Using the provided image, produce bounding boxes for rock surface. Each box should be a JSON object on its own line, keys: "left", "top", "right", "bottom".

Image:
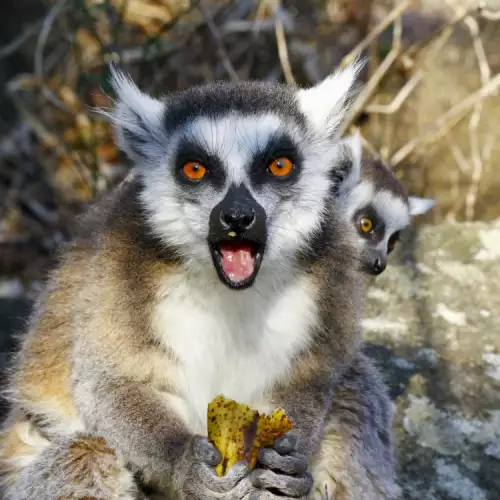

{"left": 364, "top": 220, "right": 500, "bottom": 499}
{"left": 0, "top": 221, "right": 499, "bottom": 498}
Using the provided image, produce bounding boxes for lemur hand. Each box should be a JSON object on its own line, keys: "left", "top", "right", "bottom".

{"left": 182, "top": 436, "right": 250, "bottom": 498}
{"left": 250, "top": 431, "right": 312, "bottom": 498}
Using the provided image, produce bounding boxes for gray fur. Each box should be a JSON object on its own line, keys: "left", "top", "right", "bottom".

{"left": 362, "top": 160, "right": 408, "bottom": 202}
{"left": 2, "top": 434, "right": 144, "bottom": 500}
{"left": 310, "top": 353, "right": 401, "bottom": 499}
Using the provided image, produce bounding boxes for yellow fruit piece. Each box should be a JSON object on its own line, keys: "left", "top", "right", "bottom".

{"left": 207, "top": 395, "right": 293, "bottom": 477}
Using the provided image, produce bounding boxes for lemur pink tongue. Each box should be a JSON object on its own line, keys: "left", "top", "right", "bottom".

{"left": 219, "top": 242, "right": 255, "bottom": 282}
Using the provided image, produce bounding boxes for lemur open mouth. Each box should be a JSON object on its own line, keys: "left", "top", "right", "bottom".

{"left": 211, "top": 239, "right": 264, "bottom": 289}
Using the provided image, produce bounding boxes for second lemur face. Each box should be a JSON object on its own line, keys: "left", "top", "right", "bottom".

{"left": 351, "top": 182, "right": 408, "bottom": 275}
{"left": 336, "top": 152, "right": 435, "bottom": 275}
{"left": 108, "top": 64, "right": 361, "bottom": 290}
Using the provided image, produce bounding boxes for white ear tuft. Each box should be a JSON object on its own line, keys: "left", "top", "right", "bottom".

{"left": 329, "top": 130, "right": 363, "bottom": 199}
{"left": 408, "top": 196, "right": 436, "bottom": 216}
{"left": 338, "top": 130, "right": 363, "bottom": 194}
{"left": 343, "top": 130, "right": 362, "bottom": 176}
{"left": 297, "top": 60, "right": 363, "bottom": 137}
{"left": 108, "top": 65, "right": 167, "bottom": 163}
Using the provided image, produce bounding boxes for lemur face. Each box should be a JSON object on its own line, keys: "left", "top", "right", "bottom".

{"left": 349, "top": 185, "right": 410, "bottom": 275}
{"left": 171, "top": 114, "right": 309, "bottom": 289}
{"left": 353, "top": 201, "right": 405, "bottom": 275}
{"left": 338, "top": 156, "right": 436, "bottom": 276}
{"left": 353, "top": 194, "right": 435, "bottom": 275}
{"left": 108, "top": 64, "right": 362, "bottom": 289}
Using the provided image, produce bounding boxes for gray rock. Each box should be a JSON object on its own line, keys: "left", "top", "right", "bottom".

{"left": 364, "top": 221, "right": 500, "bottom": 499}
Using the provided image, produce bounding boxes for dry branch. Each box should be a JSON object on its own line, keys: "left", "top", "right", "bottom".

{"left": 365, "top": 71, "right": 422, "bottom": 114}
{"left": 340, "top": 16, "right": 403, "bottom": 135}
{"left": 0, "top": 21, "right": 41, "bottom": 60}
{"left": 34, "top": 0, "right": 74, "bottom": 112}
{"left": 274, "top": 8, "right": 295, "bottom": 84}
{"left": 390, "top": 72, "right": 500, "bottom": 167}
{"left": 479, "top": 4, "right": 500, "bottom": 20}
{"left": 441, "top": 0, "right": 493, "bottom": 221}
{"left": 200, "top": 3, "right": 239, "bottom": 82}
{"left": 340, "top": 0, "right": 415, "bottom": 69}
{"left": 403, "top": 3, "right": 476, "bottom": 63}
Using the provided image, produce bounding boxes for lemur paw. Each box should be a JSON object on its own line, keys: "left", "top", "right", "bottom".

{"left": 182, "top": 436, "right": 250, "bottom": 498}
{"left": 257, "top": 431, "right": 308, "bottom": 475}
{"left": 251, "top": 468, "right": 312, "bottom": 497}
{"left": 191, "top": 435, "right": 223, "bottom": 466}
{"left": 251, "top": 431, "right": 312, "bottom": 498}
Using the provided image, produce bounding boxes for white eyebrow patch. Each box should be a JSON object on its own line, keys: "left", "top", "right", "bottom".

{"left": 343, "top": 181, "right": 375, "bottom": 218}
{"left": 344, "top": 181, "right": 410, "bottom": 233}
{"left": 372, "top": 190, "right": 410, "bottom": 233}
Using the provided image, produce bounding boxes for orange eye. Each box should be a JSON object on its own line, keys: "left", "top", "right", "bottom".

{"left": 360, "top": 217, "right": 373, "bottom": 233}
{"left": 268, "top": 157, "right": 294, "bottom": 178}
{"left": 182, "top": 162, "right": 207, "bottom": 181}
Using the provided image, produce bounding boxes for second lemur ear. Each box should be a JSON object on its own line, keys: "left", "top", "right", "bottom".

{"left": 330, "top": 131, "right": 362, "bottom": 197}
{"left": 408, "top": 196, "right": 436, "bottom": 216}
{"left": 108, "top": 66, "right": 167, "bottom": 164}
{"left": 297, "top": 61, "right": 363, "bottom": 138}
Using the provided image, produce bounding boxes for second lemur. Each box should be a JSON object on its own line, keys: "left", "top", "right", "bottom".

{"left": 334, "top": 142, "right": 435, "bottom": 275}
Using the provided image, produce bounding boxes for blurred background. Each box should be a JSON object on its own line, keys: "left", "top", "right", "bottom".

{"left": 0, "top": 0, "right": 500, "bottom": 498}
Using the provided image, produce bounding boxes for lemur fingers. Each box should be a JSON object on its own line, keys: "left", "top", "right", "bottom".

{"left": 184, "top": 460, "right": 250, "bottom": 496}
{"left": 251, "top": 468, "right": 312, "bottom": 498}
{"left": 191, "top": 435, "right": 223, "bottom": 466}
{"left": 257, "top": 448, "right": 308, "bottom": 475}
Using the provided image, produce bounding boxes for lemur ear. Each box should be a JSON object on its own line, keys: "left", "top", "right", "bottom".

{"left": 408, "top": 196, "right": 436, "bottom": 216}
{"left": 333, "top": 130, "right": 363, "bottom": 196}
{"left": 108, "top": 65, "right": 167, "bottom": 164}
{"left": 297, "top": 60, "right": 363, "bottom": 137}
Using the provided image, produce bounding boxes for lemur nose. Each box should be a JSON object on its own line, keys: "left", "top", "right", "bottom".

{"left": 220, "top": 206, "right": 256, "bottom": 233}
{"left": 373, "top": 259, "right": 386, "bottom": 275}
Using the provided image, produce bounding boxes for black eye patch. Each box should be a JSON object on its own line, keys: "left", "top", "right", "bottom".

{"left": 248, "top": 133, "right": 302, "bottom": 189}
{"left": 173, "top": 138, "right": 226, "bottom": 189}
{"left": 353, "top": 205, "right": 385, "bottom": 243}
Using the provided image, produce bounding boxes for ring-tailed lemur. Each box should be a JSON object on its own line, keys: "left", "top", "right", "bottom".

{"left": 334, "top": 137, "right": 435, "bottom": 275}
{"left": 307, "top": 139, "right": 435, "bottom": 499}
{"left": 0, "top": 64, "right": 399, "bottom": 499}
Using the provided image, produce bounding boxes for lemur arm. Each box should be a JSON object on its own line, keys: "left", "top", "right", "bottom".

{"left": 310, "top": 353, "right": 402, "bottom": 500}
{"left": 244, "top": 364, "right": 336, "bottom": 498}
{"left": 73, "top": 370, "right": 189, "bottom": 481}
{"left": 72, "top": 363, "right": 250, "bottom": 498}
{"left": 250, "top": 353, "right": 401, "bottom": 500}
{"left": 1, "top": 433, "right": 145, "bottom": 500}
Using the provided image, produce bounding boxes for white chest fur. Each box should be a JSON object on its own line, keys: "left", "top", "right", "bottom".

{"left": 153, "top": 271, "right": 318, "bottom": 434}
